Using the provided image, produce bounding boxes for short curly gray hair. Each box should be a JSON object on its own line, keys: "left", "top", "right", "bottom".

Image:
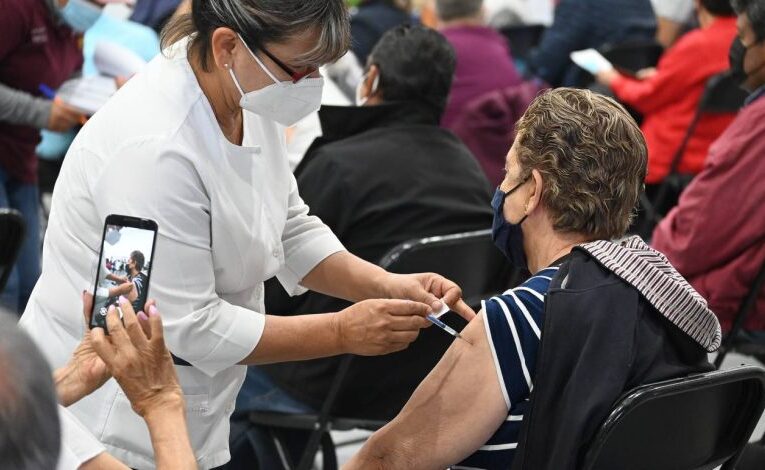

{"left": 514, "top": 88, "right": 647, "bottom": 240}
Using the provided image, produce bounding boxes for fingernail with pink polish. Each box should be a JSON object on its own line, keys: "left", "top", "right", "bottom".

{"left": 137, "top": 311, "right": 149, "bottom": 321}
{"left": 148, "top": 305, "right": 158, "bottom": 317}
{"left": 119, "top": 295, "right": 127, "bottom": 304}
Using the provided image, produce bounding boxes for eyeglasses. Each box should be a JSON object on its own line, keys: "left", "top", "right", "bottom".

{"left": 258, "top": 45, "right": 318, "bottom": 84}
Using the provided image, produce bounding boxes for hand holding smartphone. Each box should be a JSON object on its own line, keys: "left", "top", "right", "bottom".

{"left": 90, "top": 214, "right": 158, "bottom": 332}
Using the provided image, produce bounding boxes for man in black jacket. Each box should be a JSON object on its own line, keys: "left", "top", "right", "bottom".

{"left": 232, "top": 25, "right": 493, "bottom": 467}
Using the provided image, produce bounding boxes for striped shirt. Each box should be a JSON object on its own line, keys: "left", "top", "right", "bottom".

{"left": 453, "top": 267, "right": 559, "bottom": 470}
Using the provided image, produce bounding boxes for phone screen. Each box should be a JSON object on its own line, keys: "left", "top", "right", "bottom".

{"left": 90, "top": 215, "right": 158, "bottom": 331}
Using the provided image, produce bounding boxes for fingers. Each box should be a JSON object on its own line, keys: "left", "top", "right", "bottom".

{"left": 119, "top": 297, "right": 148, "bottom": 348}
{"left": 388, "top": 313, "right": 431, "bottom": 331}
{"left": 383, "top": 299, "right": 431, "bottom": 317}
{"left": 387, "top": 330, "right": 420, "bottom": 344}
{"left": 147, "top": 304, "right": 165, "bottom": 347}
{"left": 81, "top": 290, "right": 94, "bottom": 328}
{"left": 105, "top": 305, "right": 130, "bottom": 346}
{"left": 91, "top": 327, "right": 117, "bottom": 365}
{"left": 451, "top": 299, "right": 477, "bottom": 322}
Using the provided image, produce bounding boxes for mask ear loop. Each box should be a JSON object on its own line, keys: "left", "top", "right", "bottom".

{"left": 358, "top": 73, "right": 381, "bottom": 105}
{"left": 226, "top": 63, "right": 246, "bottom": 98}
{"left": 236, "top": 33, "right": 282, "bottom": 85}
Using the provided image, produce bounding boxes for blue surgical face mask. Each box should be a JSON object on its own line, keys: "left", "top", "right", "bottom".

{"left": 59, "top": 0, "right": 102, "bottom": 33}
{"left": 491, "top": 177, "right": 529, "bottom": 269}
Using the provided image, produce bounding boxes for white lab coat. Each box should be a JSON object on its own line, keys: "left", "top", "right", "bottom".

{"left": 20, "top": 39, "right": 345, "bottom": 469}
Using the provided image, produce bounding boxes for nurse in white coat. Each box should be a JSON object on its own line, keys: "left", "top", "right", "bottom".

{"left": 19, "top": 0, "right": 475, "bottom": 468}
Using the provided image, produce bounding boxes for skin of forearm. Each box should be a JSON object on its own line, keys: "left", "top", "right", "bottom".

{"left": 108, "top": 283, "right": 133, "bottom": 298}
{"left": 143, "top": 401, "right": 197, "bottom": 470}
{"left": 239, "top": 313, "right": 343, "bottom": 365}
{"left": 53, "top": 364, "right": 89, "bottom": 407}
{"left": 300, "top": 251, "right": 391, "bottom": 302}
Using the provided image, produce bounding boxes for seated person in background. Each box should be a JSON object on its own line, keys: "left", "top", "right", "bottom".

{"left": 103, "top": 250, "right": 149, "bottom": 313}
{"left": 596, "top": 0, "right": 738, "bottom": 192}
{"left": 237, "top": 24, "right": 493, "bottom": 467}
{"left": 345, "top": 88, "right": 718, "bottom": 470}
{"left": 653, "top": 0, "right": 765, "bottom": 337}
{"left": 435, "top": 0, "right": 522, "bottom": 129}
{"left": 351, "top": 0, "right": 416, "bottom": 65}
{"left": 651, "top": 0, "right": 697, "bottom": 47}
{"left": 526, "top": 0, "right": 656, "bottom": 87}
{"left": 0, "top": 296, "right": 196, "bottom": 469}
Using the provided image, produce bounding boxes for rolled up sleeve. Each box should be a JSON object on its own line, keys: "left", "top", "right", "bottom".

{"left": 276, "top": 175, "right": 345, "bottom": 295}
{"left": 91, "top": 139, "right": 265, "bottom": 377}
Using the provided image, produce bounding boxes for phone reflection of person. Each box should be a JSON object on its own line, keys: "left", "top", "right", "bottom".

{"left": 104, "top": 250, "right": 149, "bottom": 313}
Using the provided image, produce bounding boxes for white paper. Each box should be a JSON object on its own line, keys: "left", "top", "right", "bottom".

{"left": 570, "top": 48, "right": 614, "bottom": 75}
{"left": 432, "top": 299, "right": 450, "bottom": 319}
{"left": 56, "top": 76, "right": 117, "bottom": 116}
{"left": 94, "top": 41, "right": 147, "bottom": 78}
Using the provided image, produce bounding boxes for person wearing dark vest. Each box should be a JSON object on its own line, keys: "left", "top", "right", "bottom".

{"left": 345, "top": 88, "right": 718, "bottom": 470}
{"left": 233, "top": 25, "right": 493, "bottom": 468}
{"left": 0, "top": 0, "right": 103, "bottom": 313}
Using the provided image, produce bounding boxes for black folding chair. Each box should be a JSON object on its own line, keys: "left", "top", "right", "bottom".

{"left": 247, "top": 229, "right": 514, "bottom": 470}
{"left": 0, "top": 209, "right": 26, "bottom": 292}
{"left": 581, "top": 366, "right": 765, "bottom": 470}
{"left": 714, "top": 258, "right": 765, "bottom": 368}
{"left": 639, "top": 71, "right": 748, "bottom": 239}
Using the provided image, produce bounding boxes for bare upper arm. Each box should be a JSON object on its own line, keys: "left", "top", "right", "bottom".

{"left": 345, "top": 311, "right": 508, "bottom": 469}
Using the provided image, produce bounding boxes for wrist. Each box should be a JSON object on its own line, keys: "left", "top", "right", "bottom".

{"left": 371, "top": 270, "right": 395, "bottom": 299}
{"left": 137, "top": 390, "right": 185, "bottom": 420}
{"left": 329, "top": 310, "right": 348, "bottom": 354}
{"left": 54, "top": 363, "right": 88, "bottom": 407}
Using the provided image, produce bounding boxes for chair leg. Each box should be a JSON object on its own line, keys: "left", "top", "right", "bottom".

{"left": 296, "top": 428, "right": 326, "bottom": 470}
{"left": 321, "top": 432, "right": 338, "bottom": 470}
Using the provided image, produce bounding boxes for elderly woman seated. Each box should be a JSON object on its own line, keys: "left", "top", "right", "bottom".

{"left": 344, "top": 88, "right": 720, "bottom": 470}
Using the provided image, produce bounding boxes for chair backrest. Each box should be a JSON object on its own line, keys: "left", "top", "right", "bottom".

{"left": 499, "top": 25, "right": 546, "bottom": 61}
{"left": 0, "top": 209, "right": 26, "bottom": 292}
{"left": 699, "top": 71, "right": 750, "bottom": 114}
{"left": 600, "top": 39, "right": 664, "bottom": 76}
{"left": 581, "top": 367, "right": 765, "bottom": 470}
{"left": 378, "top": 229, "right": 513, "bottom": 310}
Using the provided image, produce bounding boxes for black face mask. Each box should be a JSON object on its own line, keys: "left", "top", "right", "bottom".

{"left": 730, "top": 37, "right": 748, "bottom": 85}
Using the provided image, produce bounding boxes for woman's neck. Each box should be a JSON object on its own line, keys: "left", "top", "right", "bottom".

{"left": 189, "top": 52, "right": 244, "bottom": 145}
{"left": 525, "top": 229, "right": 592, "bottom": 274}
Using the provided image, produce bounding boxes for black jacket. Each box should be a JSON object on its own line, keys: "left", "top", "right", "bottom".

{"left": 261, "top": 102, "right": 493, "bottom": 419}
{"left": 512, "top": 240, "right": 716, "bottom": 470}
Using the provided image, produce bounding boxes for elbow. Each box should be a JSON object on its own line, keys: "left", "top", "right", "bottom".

{"left": 349, "top": 433, "right": 415, "bottom": 470}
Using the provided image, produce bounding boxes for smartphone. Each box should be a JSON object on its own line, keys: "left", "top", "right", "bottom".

{"left": 90, "top": 214, "right": 158, "bottom": 332}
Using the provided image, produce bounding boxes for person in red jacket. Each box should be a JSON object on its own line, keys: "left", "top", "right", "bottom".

{"left": 652, "top": 0, "right": 765, "bottom": 334}
{"left": 596, "top": 0, "right": 738, "bottom": 187}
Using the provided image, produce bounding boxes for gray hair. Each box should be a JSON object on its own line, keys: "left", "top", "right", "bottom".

{"left": 732, "top": 0, "right": 765, "bottom": 41}
{"left": 162, "top": 0, "right": 351, "bottom": 71}
{"left": 435, "top": 0, "right": 483, "bottom": 21}
{"left": 514, "top": 88, "right": 647, "bottom": 240}
{"left": 0, "top": 312, "right": 60, "bottom": 469}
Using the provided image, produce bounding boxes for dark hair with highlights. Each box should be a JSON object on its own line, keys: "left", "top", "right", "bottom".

{"left": 162, "top": 0, "right": 351, "bottom": 71}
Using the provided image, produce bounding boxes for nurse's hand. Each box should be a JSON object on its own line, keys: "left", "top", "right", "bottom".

{"left": 336, "top": 299, "right": 432, "bottom": 355}
{"left": 54, "top": 291, "right": 113, "bottom": 406}
{"left": 91, "top": 297, "right": 184, "bottom": 418}
{"left": 382, "top": 273, "right": 477, "bottom": 322}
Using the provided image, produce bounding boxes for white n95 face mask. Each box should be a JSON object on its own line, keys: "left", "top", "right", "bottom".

{"left": 228, "top": 34, "right": 324, "bottom": 127}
